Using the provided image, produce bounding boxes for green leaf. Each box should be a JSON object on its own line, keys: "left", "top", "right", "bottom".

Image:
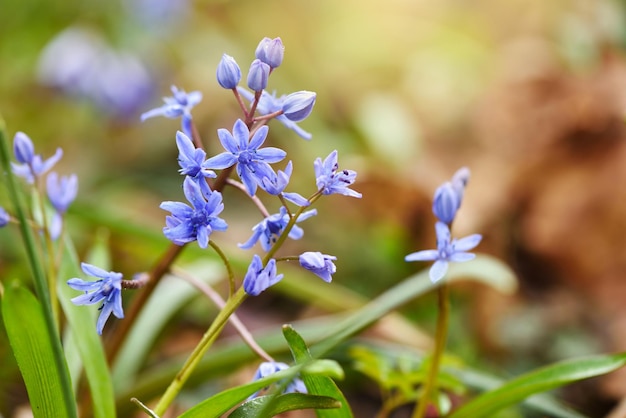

{"left": 1, "top": 282, "right": 77, "bottom": 417}
{"left": 449, "top": 353, "right": 626, "bottom": 418}
{"left": 177, "top": 364, "right": 308, "bottom": 418}
{"left": 283, "top": 325, "right": 353, "bottom": 418}
{"left": 58, "top": 236, "right": 116, "bottom": 418}
{"left": 229, "top": 394, "right": 341, "bottom": 417}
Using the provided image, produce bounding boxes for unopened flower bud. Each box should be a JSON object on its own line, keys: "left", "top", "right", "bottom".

{"left": 432, "top": 182, "right": 460, "bottom": 225}
{"left": 216, "top": 54, "right": 241, "bottom": 89}
{"left": 282, "top": 91, "right": 316, "bottom": 122}
{"left": 255, "top": 37, "right": 284, "bottom": 69}
{"left": 13, "top": 132, "right": 35, "bottom": 164}
{"left": 247, "top": 59, "right": 270, "bottom": 92}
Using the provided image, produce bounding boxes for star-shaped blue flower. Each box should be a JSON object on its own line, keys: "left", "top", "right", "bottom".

{"left": 160, "top": 177, "right": 228, "bottom": 248}
{"left": 67, "top": 262, "right": 124, "bottom": 335}
{"left": 141, "top": 85, "right": 202, "bottom": 121}
{"left": 46, "top": 172, "right": 78, "bottom": 240}
{"left": 260, "top": 161, "right": 309, "bottom": 207}
{"left": 405, "top": 222, "right": 482, "bottom": 283}
{"left": 239, "top": 206, "right": 317, "bottom": 251}
{"left": 175, "top": 131, "right": 216, "bottom": 180}
{"left": 237, "top": 88, "right": 314, "bottom": 140}
{"left": 249, "top": 361, "right": 307, "bottom": 400}
{"left": 314, "top": 150, "right": 362, "bottom": 198}
{"left": 243, "top": 255, "right": 284, "bottom": 296}
{"left": 202, "top": 119, "right": 286, "bottom": 196}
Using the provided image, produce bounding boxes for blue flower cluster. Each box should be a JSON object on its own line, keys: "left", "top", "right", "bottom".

{"left": 62, "top": 36, "right": 362, "bottom": 335}
{"left": 7, "top": 132, "right": 78, "bottom": 240}
{"left": 405, "top": 168, "right": 482, "bottom": 282}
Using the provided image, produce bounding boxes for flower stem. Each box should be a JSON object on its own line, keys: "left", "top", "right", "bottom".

{"left": 153, "top": 286, "right": 248, "bottom": 416}
{"left": 413, "top": 282, "right": 449, "bottom": 418}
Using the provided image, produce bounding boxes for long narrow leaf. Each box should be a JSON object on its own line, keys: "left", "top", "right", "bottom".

{"left": 449, "top": 353, "right": 626, "bottom": 418}
{"left": 229, "top": 394, "right": 341, "bottom": 417}
{"left": 1, "top": 283, "right": 77, "bottom": 417}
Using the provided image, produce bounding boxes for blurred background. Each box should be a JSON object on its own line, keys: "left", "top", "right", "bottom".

{"left": 2, "top": 0, "right": 626, "bottom": 416}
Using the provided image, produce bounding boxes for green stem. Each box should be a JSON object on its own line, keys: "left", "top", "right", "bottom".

{"left": 153, "top": 286, "right": 248, "bottom": 415}
{"left": 208, "top": 240, "right": 235, "bottom": 297}
{"left": 413, "top": 282, "right": 449, "bottom": 418}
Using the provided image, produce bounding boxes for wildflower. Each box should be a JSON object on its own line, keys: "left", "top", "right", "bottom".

{"left": 260, "top": 161, "right": 309, "bottom": 206}
{"left": 249, "top": 361, "right": 307, "bottom": 399}
{"left": 282, "top": 91, "right": 316, "bottom": 122}
{"left": 243, "top": 255, "right": 284, "bottom": 296}
{"left": 405, "top": 221, "right": 482, "bottom": 283}
{"left": 299, "top": 252, "right": 337, "bottom": 283}
{"left": 202, "top": 119, "right": 286, "bottom": 196}
{"left": 0, "top": 207, "right": 10, "bottom": 227}
{"left": 160, "top": 177, "right": 228, "bottom": 248}
{"left": 46, "top": 172, "right": 79, "bottom": 240}
{"left": 140, "top": 85, "right": 201, "bottom": 122}
{"left": 216, "top": 53, "right": 241, "bottom": 89}
{"left": 11, "top": 132, "right": 63, "bottom": 184}
{"left": 239, "top": 206, "right": 317, "bottom": 251}
{"left": 255, "top": 37, "right": 284, "bottom": 69}
{"left": 175, "top": 131, "right": 216, "bottom": 180}
{"left": 314, "top": 150, "right": 362, "bottom": 198}
{"left": 247, "top": 59, "right": 270, "bottom": 92}
{"left": 432, "top": 167, "right": 471, "bottom": 225}
{"left": 238, "top": 88, "right": 314, "bottom": 140}
{"left": 67, "top": 262, "right": 124, "bottom": 335}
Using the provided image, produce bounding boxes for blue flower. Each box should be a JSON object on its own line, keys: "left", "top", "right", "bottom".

{"left": 202, "top": 119, "right": 286, "bottom": 196}
{"left": 11, "top": 132, "right": 63, "bottom": 184}
{"left": 432, "top": 167, "right": 471, "bottom": 225}
{"left": 247, "top": 59, "right": 270, "bottom": 92}
{"left": 160, "top": 177, "right": 228, "bottom": 248}
{"left": 216, "top": 53, "right": 241, "bottom": 89}
{"left": 46, "top": 172, "right": 78, "bottom": 240}
{"left": 255, "top": 37, "right": 285, "bottom": 69}
{"left": 260, "top": 161, "right": 309, "bottom": 207}
{"left": 140, "top": 85, "right": 202, "bottom": 124}
{"left": 405, "top": 222, "right": 482, "bottom": 283}
{"left": 175, "top": 131, "right": 216, "bottom": 180}
{"left": 239, "top": 206, "right": 317, "bottom": 251}
{"left": 249, "top": 361, "right": 307, "bottom": 399}
{"left": 314, "top": 150, "right": 362, "bottom": 198}
{"left": 237, "top": 88, "right": 314, "bottom": 140}
{"left": 0, "top": 207, "right": 10, "bottom": 227}
{"left": 299, "top": 252, "right": 337, "bottom": 283}
{"left": 67, "top": 262, "right": 124, "bottom": 335}
{"left": 243, "top": 255, "right": 284, "bottom": 296}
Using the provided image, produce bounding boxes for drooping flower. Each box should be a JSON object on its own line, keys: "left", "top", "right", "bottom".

{"left": 239, "top": 206, "right": 317, "bottom": 251}
{"left": 243, "top": 255, "right": 284, "bottom": 296}
{"left": 314, "top": 150, "right": 362, "bottom": 198}
{"left": 237, "top": 88, "right": 314, "bottom": 140}
{"left": 0, "top": 207, "right": 10, "bottom": 227}
{"left": 432, "top": 167, "right": 471, "bottom": 225}
{"left": 260, "top": 161, "right": 309, "bottom": 207}
{"left": 160, "top": 177, "right": 228, "bottom": 248}
{"left": 247, "top": 59, "right": 270, "bottom": 92}
{"left": 202, "top": 119, "right": 286, "bottom": 196}
{"left": 46, "top": 172, "right": 79, "bottom": 240}
{"left": 249, "top": 361, "right": 307, "bottom": 399}
{"left": 11, "top": 132, "right": 63, "bottom": 184}
{"left": 405, "top": 222, "right": 482, "bottom": 283}
{"left": 282, "top": 91, "right": 316, "bottom": 122}
{"left": 299, "top": 252, "right": 337, "bottom": 283}
{"left": 175, "top": 131, "right": 216, "bottom": 180}
{"left": 255, "top": 37, "right": 284, "bottom": 69}
{"left": 216, "top": 53, "right": 241, "bottom": 89}
{"left": 67, "top": 262, "right": 124, "bottom": 335}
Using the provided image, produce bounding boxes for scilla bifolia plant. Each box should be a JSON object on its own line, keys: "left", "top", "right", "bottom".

{"left": 1, "top": 36, "right": 626, "bottom": 418}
